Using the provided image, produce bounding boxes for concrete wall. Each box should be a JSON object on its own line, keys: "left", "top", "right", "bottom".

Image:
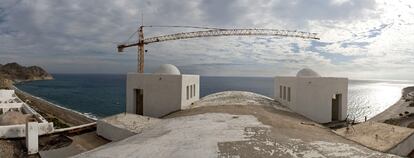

{"left": 1, "top": 103, "right": 23, "bottom": 113}
{"left": 297, "top": 77, "right": 348, "bottom": 123}
{"left": 97, "top": 118, "right": 135, "bottom": 141}
{"left": 127, "top": 73, "right": 199, "bottom": 118}
{"left": 96, "top": 113, "right": 160, "bottom": 142}
{"left": 0, "top": 89, "right": 53, "bottom": 138}
{"left": 275, "top": 77, "right": 348, "bottom": 123}
{"left": 21, "top": 104, "right": 48, "bottom": 123}
{"left": 0, "top": 90, "right": 15, "bottom": 99}
{"left": 0, "top": 104, "right": 51, "bottom": 138}
{"left": 388, "top": 133, "right": 414, "bottom": 156}
{"left": 0, "top": 122, "right": 53, "bottom": 138}
{"left": 274, "top": 77, "right": 298, "bottom": 110}
{"left": 181, "top": 75, "right": 200, "bottom": 109}
{"left": 26, "top": 121, "right": 38, "bottom": 155}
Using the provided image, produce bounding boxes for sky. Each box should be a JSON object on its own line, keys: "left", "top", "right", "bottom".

{"left": 0, "top": 0, "right": 413, "bottom": 80}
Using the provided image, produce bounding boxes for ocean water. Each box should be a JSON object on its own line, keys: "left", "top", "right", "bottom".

{"left": 16, "top": 74, "right": 126, "bottom": 118}
{"left": 347, "top": 80, "right": 414, "bottom": 121}
{"left": 15, "top": 74, "right": 414, "bottom": 121}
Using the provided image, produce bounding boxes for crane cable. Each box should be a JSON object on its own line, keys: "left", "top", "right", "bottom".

{"left": 123, "top": 29, "right": 139, "bottom": 44}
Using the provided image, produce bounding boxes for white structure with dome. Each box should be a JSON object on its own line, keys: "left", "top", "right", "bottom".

{"left": 125, "top": 64, "right": 199, "bottom": 117}
{"left": 274, "top": 68, "right": 348, "bottom": 123}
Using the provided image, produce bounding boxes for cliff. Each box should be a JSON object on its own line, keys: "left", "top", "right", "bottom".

{"left": 0, "top": 63, "right": 53, "bottom": 87}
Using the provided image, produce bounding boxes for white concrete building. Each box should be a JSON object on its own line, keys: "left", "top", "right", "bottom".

{"left": 274, "top": 68, "right": 348, "bottom": 123}
{"left": 0, "top": 89, "right": 53, "bottom": 138}
{"left": 126, "top": 64, "right": 200, "bottom": 117}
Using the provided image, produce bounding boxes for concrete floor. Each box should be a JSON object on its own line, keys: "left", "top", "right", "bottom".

{"left": 74, "top": 91, "right": 399, "bottom": 158}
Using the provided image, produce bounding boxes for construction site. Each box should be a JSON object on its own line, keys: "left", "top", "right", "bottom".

{"left": 1, "top": 23, "right": 414, "bottom": 157}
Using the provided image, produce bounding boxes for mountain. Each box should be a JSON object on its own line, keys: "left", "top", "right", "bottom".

{"left": 0, "top": 63, "right": 53, "bottom": 87}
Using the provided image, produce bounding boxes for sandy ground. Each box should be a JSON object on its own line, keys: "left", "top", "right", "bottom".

{"left": 39, "top": 132, "right": 109, "bottom": 158}
{"left": 75, "top": 91, "right": 397, "bottom": 158}
{"left": 334, "top": 122, "right": 414, "bottom": 152}
{"left": 0, "top": 130, "right": 109, "bottom": 158}
{"left": 0, "top": 139, "right": 31, "bottom": 158}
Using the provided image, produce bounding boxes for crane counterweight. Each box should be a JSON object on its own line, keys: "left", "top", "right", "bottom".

{"left": 117, "top": 45, "right": 125, "bottom": 52}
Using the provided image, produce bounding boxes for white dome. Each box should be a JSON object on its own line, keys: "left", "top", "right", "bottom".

{"left": 296, "top": 68, "right": 321, "bottom": 77}
{"left": 154, "top": 64, "right": 181, "bottom": 75}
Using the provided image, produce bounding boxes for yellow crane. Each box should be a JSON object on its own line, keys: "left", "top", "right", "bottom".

{"left": 117, "top": 25, "right": 320, "bottom": 73}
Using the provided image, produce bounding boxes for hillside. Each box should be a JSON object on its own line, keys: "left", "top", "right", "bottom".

{"left": 0, "top": 63, "right": 53, "bottom": 87}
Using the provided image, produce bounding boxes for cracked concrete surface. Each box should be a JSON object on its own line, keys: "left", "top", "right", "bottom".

{"left": 74, "top": 91, "right": 399, "bottom": 158}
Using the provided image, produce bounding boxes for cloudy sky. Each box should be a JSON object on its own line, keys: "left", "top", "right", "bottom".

{"left": 0, "top": 0, "right": 413, "bottom": 80}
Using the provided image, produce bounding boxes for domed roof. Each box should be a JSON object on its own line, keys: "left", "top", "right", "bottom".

{"left": 296, "top": 68, "right": 321, "bottom": 77}
{"left": 154, "top": 64, "right": 181, "bottom": 75}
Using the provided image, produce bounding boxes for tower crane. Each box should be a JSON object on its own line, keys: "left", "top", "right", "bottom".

{"left": 117, "top": 25, "right": 320, "bottom": 73}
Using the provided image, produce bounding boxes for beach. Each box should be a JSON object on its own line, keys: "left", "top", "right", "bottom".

{"left": 370, "top": 86, "right": 414, "bottom": 127}
{"left": 12, "top": 86, "right": 95, "bottom": 127}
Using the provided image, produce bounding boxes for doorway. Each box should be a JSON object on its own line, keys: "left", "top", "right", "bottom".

{"left": 332, "top": 94, "right": 342, "bottom": 121}
{"left": 134, "top": 89, "right": 143, "bottom": 115}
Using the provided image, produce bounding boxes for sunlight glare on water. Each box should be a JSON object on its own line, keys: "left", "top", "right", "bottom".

{"left": 348, "top": 81, "right": 413, "bottom": 121}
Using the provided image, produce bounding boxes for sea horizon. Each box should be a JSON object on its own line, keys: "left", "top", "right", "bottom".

{"left": 44, "top": 73, "right": 414, "bottom": 83}
{"left": 15, "top": 74, "right": 414, "bottom": 122}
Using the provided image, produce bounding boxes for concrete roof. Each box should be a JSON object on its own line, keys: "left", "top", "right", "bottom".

{"left": 190, "top": 91, "right": 291, "bottom": 112}
{"left": 154, "top": 64, "right": 180, "bottom": 75}
{"left": 75, "top": 91, "right": 397, "bottom": 158}
{"left": 99, "top": 113, "right": 160, "bottom": 133}
{"left": 334, "top": 122, "right": 414, "bottom": 152}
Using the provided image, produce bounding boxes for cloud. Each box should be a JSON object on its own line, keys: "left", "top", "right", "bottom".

{"left": 271, "top": 0, "right": 377, "bottom": 21}
{"left": 0, "top": 0, "right": 413, "bottom": 80}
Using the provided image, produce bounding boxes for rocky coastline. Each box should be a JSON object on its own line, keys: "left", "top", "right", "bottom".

{"left": 0, "top": 62, "right": 53, "bottom": 88}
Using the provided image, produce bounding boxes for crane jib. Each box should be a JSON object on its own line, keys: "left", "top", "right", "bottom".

{"left": 117, "top": 26, "right": 320, "bottom": 73}
{"left": 119, "top": 28, "right": 319, "bottom": 49}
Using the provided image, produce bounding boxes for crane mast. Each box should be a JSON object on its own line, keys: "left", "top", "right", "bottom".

{"left": 137, "top": 26, "right": 144, "bottom": 73}
{"left": 118, "top": 25, "right": 320, "bottom": 73}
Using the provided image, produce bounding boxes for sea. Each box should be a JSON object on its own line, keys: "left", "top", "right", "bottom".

{"left": 15, "top": 74, "right": 414, "bottom": 121}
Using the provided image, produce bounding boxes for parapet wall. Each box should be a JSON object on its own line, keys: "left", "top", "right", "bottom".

{"left": 21, "top": 103, "right": 48, "bottom": 123}
{"left": 388, "top": 132, "right": 414, "bottom": 156}
{"left": 0, "top": 122, "right": 53, "bottom": 138}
